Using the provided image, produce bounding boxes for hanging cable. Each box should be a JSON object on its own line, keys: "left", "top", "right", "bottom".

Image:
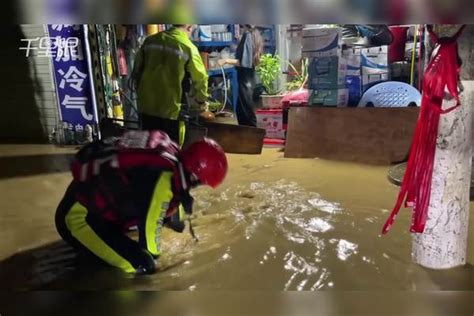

{"left": 218, "top": 65, "right": 229, "bottom": 113}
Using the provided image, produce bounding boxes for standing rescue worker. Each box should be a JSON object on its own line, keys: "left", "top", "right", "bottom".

{"left": 55, "top": 132, "right": 227, "bottom": 275}
{"left": 132, "top": 24, "right": 209, "bottom": 146}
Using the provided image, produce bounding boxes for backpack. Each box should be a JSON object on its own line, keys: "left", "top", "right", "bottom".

{"left": 71, "top": 130, "right": 186, "bottom": 226}
{"left": 72, "top": 130, "right": 180, "bottom": 182}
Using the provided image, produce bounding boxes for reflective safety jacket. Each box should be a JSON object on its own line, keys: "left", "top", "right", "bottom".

{"left": 74, "top": 165, "right": 191, "bottom": 258}
{"left": 132, "top": 27, "right": 209, "bottom": 120}
{"left": 71, "top": 131, "right": 193, "bottom": 258}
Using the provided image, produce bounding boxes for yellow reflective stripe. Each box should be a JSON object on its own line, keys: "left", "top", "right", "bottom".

{"left": 178, "top": 204, "right": 185, "bottom": 221}
{"left": 179, "top": 120, "right": 186, "bottom": 147}
{"left": 146, "top": 172, "right": 173, "bottom": 256}
{"left": 145, "top": 44, "right": 190, "bottom": 62}
{"left": 65, "top": 202, "right": 135, "bottom": 273}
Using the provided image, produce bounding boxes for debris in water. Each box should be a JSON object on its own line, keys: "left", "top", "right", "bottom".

{"left": 365, "top": 217, "right": 376, "bottom": 223}
{"left": 237, "top": 191, "right": 256, "bottom": 199}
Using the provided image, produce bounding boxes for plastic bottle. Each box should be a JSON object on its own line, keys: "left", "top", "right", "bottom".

{"left": 61, "top": 122, "right": 69, "bottom": 145}
{"left": 84, "top": 124, "right": 93, "bottom": 143}
{"left": 75, "top": 124, "right": 84, "bottom": 144}
{"left": 68, "top": 123, "right": 75, "bottom": 145}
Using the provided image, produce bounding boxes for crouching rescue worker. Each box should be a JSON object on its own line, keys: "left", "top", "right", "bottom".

{"left": 55, "top": 131, "right": 227, "bottom": 274}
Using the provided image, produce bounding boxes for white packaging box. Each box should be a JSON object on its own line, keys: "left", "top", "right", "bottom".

{"left": 362, "top": 73, "right": 389, "bottom": 92}
{"left": 361, "top": 46, "right": 388, "bottom": 76}
{"left": 256, "top": 109, "right": 285, "bottom": 139}
{"left": 199, "top": 25, "right": 212, "bottom": 41}
{"left": 302, "top": 27, "right": 342, "bottom": 57}
{"left": 211, "top": 24, "right": 227, "bottom": 33}
{"left": 342, "top": 47, "right": 361, "bottom": 76}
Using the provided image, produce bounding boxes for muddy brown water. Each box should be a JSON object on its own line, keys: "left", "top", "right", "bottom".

{"left": 0, "top": 145, "right": 473, "bottom": 291}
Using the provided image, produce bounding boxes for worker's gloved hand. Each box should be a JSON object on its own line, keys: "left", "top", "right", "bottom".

{"left": 163, "top": 215, "right": 186, "bottom": 233}
{"left": 136, "top": 265, "right": 155, "bottom": 275}
{"left": 134, "top": 250, "right": 157, "bottom": 275}
{"left": 198, "top": 101, "right": 209, "bottom": 112}
{"left": 135, "top": 259, "right": 157, "bottom": 275}
{"left": 188, "top": 98, "right": 208, "bottom": 114}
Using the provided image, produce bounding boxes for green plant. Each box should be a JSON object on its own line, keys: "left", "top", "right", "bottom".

{"left": 256, "top": 54, "right": 281, "bottom": 95}
{"left": 285, "top": 58, "right": 308, "bottom": 91}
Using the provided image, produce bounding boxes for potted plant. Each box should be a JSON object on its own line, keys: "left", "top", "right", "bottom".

{"left": 256, "top": 54, "right": 285, "bottom": 108}
{"left": 285, "top": 58, "right": 308, "bottom": 92}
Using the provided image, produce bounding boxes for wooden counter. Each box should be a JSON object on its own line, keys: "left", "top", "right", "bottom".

{"left": 285, "top": 107, "right": 420, "bottom": 164}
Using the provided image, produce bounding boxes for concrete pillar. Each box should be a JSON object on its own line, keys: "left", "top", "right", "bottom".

{"left": 412, "top": 26, "right": 473, "bottom": 269}
{"left": 275, "top": 24, "right": 288, "bottom": 92}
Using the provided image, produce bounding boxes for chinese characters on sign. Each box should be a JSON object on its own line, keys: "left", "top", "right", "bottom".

{"left": 45, "top": 24, "right": 97, "bottom": 144}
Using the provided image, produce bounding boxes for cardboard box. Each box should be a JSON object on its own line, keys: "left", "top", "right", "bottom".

{"left": 361, "top": 46, "right": 388, "bottom": 76}
{"left": 345, "top": 75, "right": 362, "bottom": 107}
{"left": 308, "top": 57, "right": 347, "bottom": 89}
{"left": 256, "top": 109, "right": 285, "bottom": 139}
{"left": 308, "top": 88, "right": 349, "bottom": 107}
{"left": 302, "top": 27, "right": 342, "bottom": 57}
{"left": 363, "top": 45, "right": 388, "bottom": 54}
{"left": 211, "top": 24, "right": 227, "bottom": 33}
{"left": 342, "top": 47, "right": 361, "bottom": 76}
{"left": 362, "top": 73, "right": 389, "bottom": 92}
{"left": 199, "top": 25, "right": 212, "bottom": 42}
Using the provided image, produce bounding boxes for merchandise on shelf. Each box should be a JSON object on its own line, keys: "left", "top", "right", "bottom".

{"left": 211, "top": 24, "right": 228, "bottom": 33}
{"left": 199, "top": 25, "right": 212, "bottom": 42}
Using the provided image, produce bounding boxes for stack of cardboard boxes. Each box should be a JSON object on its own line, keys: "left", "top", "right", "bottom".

{"left": 303, "top": 27, "right": 349, "bottom": 107}
{"left": 343, "top": 47, "right": 362, "bottom": 107}
{"left": 361, "top": 46, "right": 389, "bottom": 92}
{"left": 303, "top": 27, "right": 389, "bottom": 107}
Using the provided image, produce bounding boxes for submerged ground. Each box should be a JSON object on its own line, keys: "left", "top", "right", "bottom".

{"left": 0, "top": 145, "right": 472, "bottom": 291}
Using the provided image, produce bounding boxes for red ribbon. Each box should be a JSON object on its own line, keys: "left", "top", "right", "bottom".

{"left": 382, "top": 25, "right": 465, "bottom": 234}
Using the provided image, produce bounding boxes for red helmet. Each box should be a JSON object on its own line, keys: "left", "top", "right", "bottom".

{"left": 181, "top": 138, "right": 228, "bottom": 188}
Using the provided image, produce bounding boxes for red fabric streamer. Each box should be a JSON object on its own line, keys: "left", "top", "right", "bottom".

{"left": 382, "top": 25, "right": 465, "bottom": 234}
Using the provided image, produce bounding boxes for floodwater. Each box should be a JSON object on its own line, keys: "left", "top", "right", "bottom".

{"left": 0, "top": 145, "right": 473, "bottom": 291}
